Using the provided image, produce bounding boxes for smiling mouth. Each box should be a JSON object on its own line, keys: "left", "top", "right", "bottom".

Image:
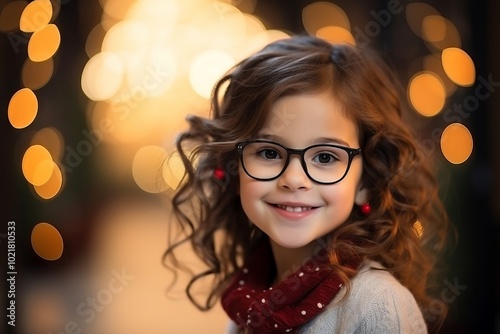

{"left": 274, "top": 204, "right": 316, "bottom": 212}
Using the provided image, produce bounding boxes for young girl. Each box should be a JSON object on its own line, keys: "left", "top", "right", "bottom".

{"left": 164, "top": 35, "right": 450, "bottom": 333}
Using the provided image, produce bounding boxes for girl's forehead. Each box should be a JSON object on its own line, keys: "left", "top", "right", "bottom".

{"left": 258, "top": 92, "right": 360, "bottom": 147}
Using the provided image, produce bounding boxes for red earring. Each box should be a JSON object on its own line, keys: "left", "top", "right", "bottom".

{"left": 360, "top": 202, "right": 372, "bottom": 215}
{"left": 213, "top": 167, "right": 226, "bottom": 180}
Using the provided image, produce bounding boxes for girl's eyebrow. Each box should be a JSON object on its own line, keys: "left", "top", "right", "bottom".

{"left": 256, "top": 133, "right": 352, "bottom": 147}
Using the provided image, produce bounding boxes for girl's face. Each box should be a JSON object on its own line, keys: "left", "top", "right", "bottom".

{"left": 239, "top": 91, "right": 367, "bottom": 251}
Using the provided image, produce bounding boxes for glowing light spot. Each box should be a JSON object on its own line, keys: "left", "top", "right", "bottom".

{"left": 126, "top": 47, "right": 177, "bottom": 98}
{"left": 303, "top": 2, "right": 350, "bottom": 35}
{"left": 81, "top": 51, "right": 124, "bottom": 101}
{"left": 243, "top": 13, "right": 266, "bottom": 37}
{"left": 22, "top": 145, "right": 54, "bottom": 186}
{"left": 240, "top": 29, "right": 290, "bottom": 60}
{"left": 126, "top": 0, "right": 179, "bottom": 31}
{"left": 20, "top": 0, "right": 52, "bottom": 32}
{"left": 190, "top": 49, "right": 234, "bottom": 99}
{"left": 102, "top": 0, "right": 136, "bottom": 21}
{"left": 440, "top": 123, "right": 473, "bottom": 164}
{"left": 22, "top": 57, "right": 54, "bottom": 90}
{"left": 31, "top": 222, "right": 63, "bottom": 260}
{"left": 28, "top": 23, "right": 61, "bottom": 62}
{"left": 316, "top": 26, "right": 355, "bottom": 45}
{"left": 34, "top": 162, "right": 63, "bottom": 199}
{"left": 8, "top": 88, "right": 38, "bottom": 129}
{"left": 189, "top": 2, "right": 245, "bottom": 49}
{"left": 101, "top": 19, "right": 150, "bottom": 58}
{"left": 425, "top": 17, "right": 461, "bottom": 51}
{"left": 234, "top": 0, "right": 257, "bottom": 14}
{"left": 0, "top": 1, "right": 27, "bottom": 32}
{"left": 421, "top": 15, "right": 446, "bottom": 42}
{"left": 406, "top": 4, "right": 461, "bottom": 51}
{"left": 85, "top": 23, "right": 106, "bottom": 58}
{"left": 423, "top": 54, "right": 456, "bottom": 96}
{"left": 162, "top": 151, "right": 185, "bottom": 190}
{"left": 132, "top": 146, "right": 169, "bottom": 193}
{"left": 408, "top": 72, "right": 446, "bottom": 117}
{"left": 31, "top": 127, "right": 64, "bottom": 163}
{"left": 406, "top": 3, "right": 440, "bottom": 38}
{"left": 442, "top": 47, "right": 475, "bottom": 87}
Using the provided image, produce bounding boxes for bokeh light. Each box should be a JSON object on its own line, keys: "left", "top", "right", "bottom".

{"left": 132, "top": 145, "right": 169, "bottom": 193}
{"left": 162, "top": 151, "right": 185, "bottom": 190}
{"left": 302, "top": 2, "right": 350, "bottom": 35}
{"left": 85, "top": 23, "right": 107, "bottom": 58}
{"left": 125, "top": 0, "right": 180, "bottom": 29}
{"left": 406, "top": 3, "right": 440, "bottom": 38}
{"left": 8, "top": 88, "right": 38, "bottom": 129}
{"left": 421, "top": 15, "right": 447, "bottom": 43}
{"left": 31, "top": 222, "right": 64, "bottom": 260}
{"left": 31, "top": 127, "right": 64, "bottom": 162}
{"left": 0, "top": 0, "right": 27, "bottom": 32}
{"left": 80, "top": 0, "right": 290, "bottom": 190}
{"left": 33, "top": 162, "right": 63, "bottom": 200}
{"left": 22, "top": 144, "right": 54, "bottom": 186}
{"left": 423, "top": 53, "right": 457, "bottom": 96}
{"left": 238, "top": 29, "right": 290, "bottom": 60}
{"left": 440, "top": 123, "right": 473, "bottom": 164}
{"left": 22, "top": 57, "right": 54, "bottom": 90}
{"left": 406, "top": 3, "right": 461, "bottom": 52}
{"left": 316, "top": 26, "right": 355, "bottom": 45}
{"left": 102, "top": 0, "right": 137, "bottom": 22}
{"left": 187, "top": 2, "right": 246, "bottom": 49}
{"left": 125, "top": 46, "right": 177, "bottom": 98}
{"left": 408, "top": 72, "right": 446, "bottom": 117}
{"left": 81, "top": 51, "right": 125, "bottom": 101}
{"left": 20, "top": 0, "right": 52, "bottom": 33}
{"left": 189, "top": 49, "right": 234, "bottom": 99}
{"left": 101, "top": 19, "right": 150, "bottom": 58}
{"left": 27, "top": 23, "right": 61, "bottom": 62}
{"left": 424, "top": 16, "right": 461, "bottom": 51}
{"left": 441, "top": 47, "right": 475, "bottom": 87}
{"left": 242, "top": 13, "right": 266, "bottom": 36}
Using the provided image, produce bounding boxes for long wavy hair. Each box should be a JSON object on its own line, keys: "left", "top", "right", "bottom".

{"left": 163, "top": 35, "right": 451, "bottom": 331}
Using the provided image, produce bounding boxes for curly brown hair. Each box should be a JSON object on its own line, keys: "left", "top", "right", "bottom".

{"left": 163, "top": 35, "right": 451, "bottom": 331}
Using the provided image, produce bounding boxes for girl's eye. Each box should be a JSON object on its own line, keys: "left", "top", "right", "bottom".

{"left": 258, "top": 149, "right": 281, "bottom": 160}
{"left": 313, "top": 153, "right": 338, "bottom": 164}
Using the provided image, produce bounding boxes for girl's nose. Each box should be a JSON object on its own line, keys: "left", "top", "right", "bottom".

{"left": 277, "top": 156, "right": 312, "bottom": 191}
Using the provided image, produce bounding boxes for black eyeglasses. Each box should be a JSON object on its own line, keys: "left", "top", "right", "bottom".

{"left": 236, "top": 140, "right": 361, "bottom": 185}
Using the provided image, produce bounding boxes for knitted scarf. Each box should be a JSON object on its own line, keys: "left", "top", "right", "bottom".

{"left": 221, "top": 239, "right": 361, "bottom": 333}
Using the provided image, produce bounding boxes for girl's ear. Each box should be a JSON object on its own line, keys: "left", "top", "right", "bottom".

{"left": 354, "top": 186, "right": 368, "bottom": 206}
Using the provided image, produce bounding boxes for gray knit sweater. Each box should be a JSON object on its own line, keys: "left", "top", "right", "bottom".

{"left": 225, "top": 261, "right": 428, "bottom": 334}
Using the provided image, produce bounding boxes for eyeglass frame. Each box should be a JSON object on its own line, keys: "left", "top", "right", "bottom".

{"left": 235, "top": 140, "right": 362, "bottom": 185}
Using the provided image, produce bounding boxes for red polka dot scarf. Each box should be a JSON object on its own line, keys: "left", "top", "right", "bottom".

{"left": 221, "top": 239, "right": 361, "bottom": 333}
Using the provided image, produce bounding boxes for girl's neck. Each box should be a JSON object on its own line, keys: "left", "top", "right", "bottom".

{"left": 270, "top": 239, "right": 326, "bottom": 284}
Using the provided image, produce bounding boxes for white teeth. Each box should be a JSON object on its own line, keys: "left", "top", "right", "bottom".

{"left": 276, "top": 204, "right": 312, "bottom": 212}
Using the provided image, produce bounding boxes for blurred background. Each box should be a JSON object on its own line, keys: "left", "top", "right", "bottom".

{"left": 1, "top": 0, "right": 499, "bottom": 333}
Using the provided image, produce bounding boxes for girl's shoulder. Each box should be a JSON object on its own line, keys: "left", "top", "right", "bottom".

{"left": 350, "top": 260, "right": 415, "bottom": 299}
{"left": 300, "top": 260, "right": 428, "bottom": 334}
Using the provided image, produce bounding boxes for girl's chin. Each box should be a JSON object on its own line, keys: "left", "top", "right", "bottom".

{"left": 268, "top": 235, "right": 317, "bottom": 251}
